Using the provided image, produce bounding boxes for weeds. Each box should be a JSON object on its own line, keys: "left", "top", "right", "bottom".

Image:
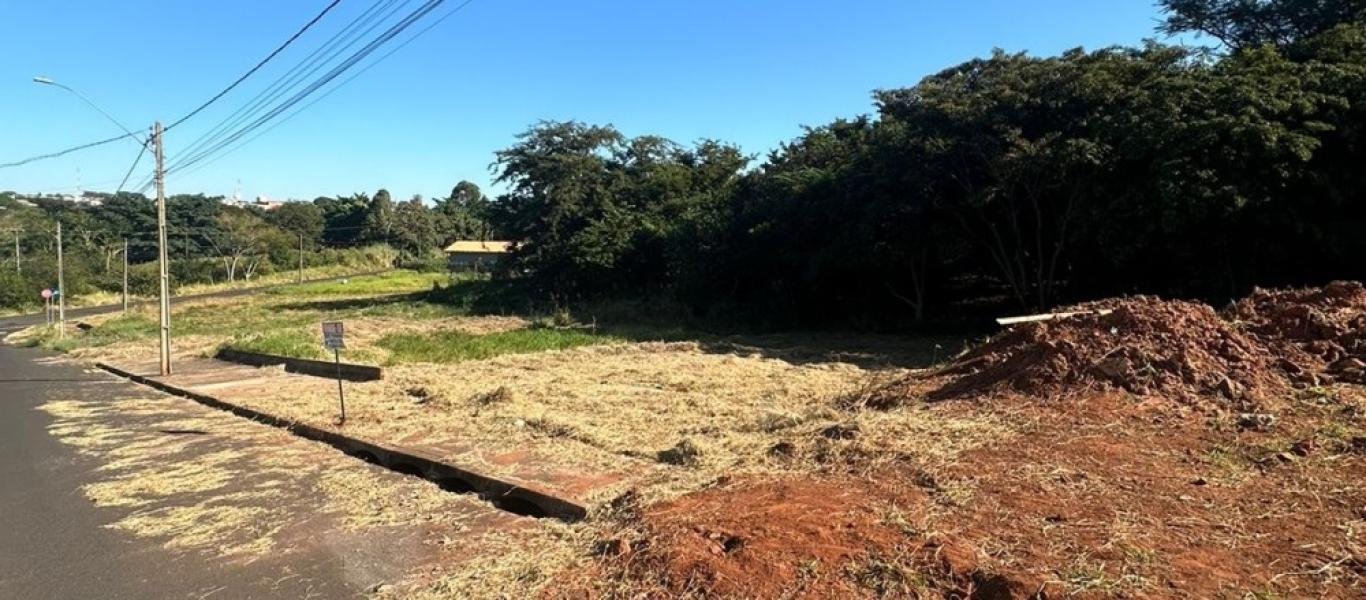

{"left": 846, "top": 557, "right": 927, "bottom": 597}
{"left": 377, "top": 326, "right": 619, "bottom": 364}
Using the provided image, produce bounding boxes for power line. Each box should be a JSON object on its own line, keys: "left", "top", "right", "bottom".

{"left": 164, "top": 0, "right": 344, "bottom": 131}
{"left": 173, "top": 0, "right": 477, "bottom": 180}
{"left": 171, "top": 0, "right": 408, "bottom": 166}
{"left": 132, "top": 0, "right": 409, "bottom": 194}
{"left": 165, "top": 0, "right": 451, "bottom": 177}
{"left": 2, "top": 1, "right": 340, "bottom": 174}
{"left": 0, "top": 132, "right": 138, "bottom": 170}
{"left": 115, "top": 135, "right": 152, "bottom": 194}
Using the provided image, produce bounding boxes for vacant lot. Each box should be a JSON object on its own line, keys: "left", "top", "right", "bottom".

{"left": 15, "top": 277, "right": 1364, "bottom": 599}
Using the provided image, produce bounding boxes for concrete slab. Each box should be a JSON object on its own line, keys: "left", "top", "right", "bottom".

{"left": 100, "top": 357, "right": 650, "bottom": 520}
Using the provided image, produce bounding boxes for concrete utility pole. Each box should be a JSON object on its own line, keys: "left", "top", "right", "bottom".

{"left": 154, "top": 122, "right": 172, "bottom": 376}
{"left": 122, "top": 238, "right": 129, "bottom": 312}
{"left": 56, "top": 221, "right": 65, "bottom": 338}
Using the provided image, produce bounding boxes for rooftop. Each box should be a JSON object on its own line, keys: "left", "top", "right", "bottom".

{"left": 444, "top": 240, "right": 513, "bottom": 254}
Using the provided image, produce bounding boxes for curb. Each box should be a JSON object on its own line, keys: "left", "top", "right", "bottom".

{"left": 214, "top": 348, "right": 383, "bottom": 382}
{"left": 96, "top": 362, "right": 587, "bottom": 522}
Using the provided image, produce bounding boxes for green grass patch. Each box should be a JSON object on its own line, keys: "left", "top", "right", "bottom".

{"left": 377, "top": 326, "right": 620, "bottom": 364}
{"left": 219, "top": 330, "right": 387, "bottom": 365}
{"left": 28, "top": 313, "right": 159, "bottom": 352}
{"left": 268, "top": 271, "right": 454, "bottom": 298}
{"left": 223, "top": 330, "right": 329, "bottom": 361}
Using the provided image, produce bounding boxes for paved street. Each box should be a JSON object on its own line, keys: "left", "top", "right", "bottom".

{"left": 0, "top": 302, "right": 520, "bottom": 599}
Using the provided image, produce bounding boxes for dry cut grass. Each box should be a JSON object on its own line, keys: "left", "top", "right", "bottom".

{"left": 164, "top": 339, "right": 1014, "bottom": 509}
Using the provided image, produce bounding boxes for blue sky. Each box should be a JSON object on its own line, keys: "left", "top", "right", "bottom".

{"left": 1, "top": 0, "right": 1173, "bottom": 202}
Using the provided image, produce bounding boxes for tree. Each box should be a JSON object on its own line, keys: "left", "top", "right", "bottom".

{"left": 435, "top": 180, "right": 495, "bottom": 243}
{"left": 1159, "top": 0, "right": 1366, "bottom": 49}
{"left": 392, "top": 196, "right": 439, "bottom": 257}
{"left": 269, "top": 201, "right": 325, "bottom": 246}
{"left": 360, "top": 188, "right": 394, "bottom": 244}
{"left": 316, "top": 194, "right": 368, "bottom": 246}
{"left": 209, "top": 208, "right": 285, "bottom": 282}
{"left": 490, "top": 121, "right": 751, "bottom": 299}
{"left": 874, "top": 50, "right": 1132, "bottom": 308}
{"left": 166, "top": 194, "right": 223, "bottom": 260}
{"left": 491, "top": 121, "right": 628, "bottom": 296}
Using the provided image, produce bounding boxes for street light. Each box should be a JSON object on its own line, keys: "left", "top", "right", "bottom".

{"left": 32, "top": 76, "right": 171, "bottom": 376}
{"left": 33, "top": 75, "right": 144, "bottom": 145}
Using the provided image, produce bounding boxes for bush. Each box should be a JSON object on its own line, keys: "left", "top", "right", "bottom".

{"left": 397, "top": 250, "right": 449, "bottom": 273}
{"left": 0, "top": 270, "right": 38, "bottom": 310}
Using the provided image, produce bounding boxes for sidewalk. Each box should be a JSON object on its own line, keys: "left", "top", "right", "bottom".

{"left": 99, "top": 356, "right": 651, "bottom": 520}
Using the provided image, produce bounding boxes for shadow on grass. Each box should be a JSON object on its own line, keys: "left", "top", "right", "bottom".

{"left": 283, "top": 278, "right": 969, "bottom": 370}
{"left": 597, "top": 325, "right": 966, "bottom": 370}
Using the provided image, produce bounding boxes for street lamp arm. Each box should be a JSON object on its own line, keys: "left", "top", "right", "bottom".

{"left": 33, "top": 76, "right": 146, "bottom": 146}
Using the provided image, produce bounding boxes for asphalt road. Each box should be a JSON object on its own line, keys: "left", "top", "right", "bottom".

{"left": 0, "top": 276, "right": 412, "bottom": 599}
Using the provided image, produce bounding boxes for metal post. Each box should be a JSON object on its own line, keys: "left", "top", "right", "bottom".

{"left": 122, "top": 238, "right": 129, "bottom": 312}
{"left": 334, "top": 348, "right": 346, "bottom": 424}
{"left": 56, "top": 221, "right": 65, "bottom": 338}
{"left": 298, "top": 232, "right": 304, "bottom": 283}
{"left": 154, "top": 122, "right": 172, "bottom": 376}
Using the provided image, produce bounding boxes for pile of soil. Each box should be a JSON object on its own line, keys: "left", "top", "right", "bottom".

{"left": 577, "top": 477, "right": 1036, "bottom": 599}
{"left": 925, "top": 296, "right": 1285, "bottom": 406}
{"left": 1230, "top": 281, "right": 1366, "bottom": 384}
{"left": 595, "top": 478, "right": 909, "bottom": 598}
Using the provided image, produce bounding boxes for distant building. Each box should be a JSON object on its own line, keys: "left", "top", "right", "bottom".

{"left": 444, "top": 240, "right": 513, "bottom": 272}
{"left": 252, "top": 195, "right": 284, "bottom": 211}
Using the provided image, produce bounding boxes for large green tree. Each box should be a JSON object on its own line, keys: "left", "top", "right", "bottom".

{"left": 434, "top": 180, "right": 495, "bottom": 243}
{"left": 268, "top": 201, "right": 325, "bottom": 246}
{"left": 392, "top": 195, "right": 439, "bottom": 257}
{"left": 360, "top": 189, "right": 395, "bottom": 244}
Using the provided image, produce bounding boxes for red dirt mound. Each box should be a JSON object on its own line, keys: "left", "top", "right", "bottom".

{"left": 572, "top": 477, "right": 1039, "bottom": 599}
{"left": 926, "top": 297, "right": 1284, "bottom": 406}
{"left": 604, "top": 478, "right": 910, "bottom": 598}
{"left": 1230, "top": 281, "right": 1366, "bottom": 384}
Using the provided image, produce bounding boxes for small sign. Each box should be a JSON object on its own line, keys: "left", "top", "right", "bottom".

{"left": 322, "top": 321, "right": 345, "bottom": 350}
{"left": 41, "top": 289, "right": 51, "bottom": 299}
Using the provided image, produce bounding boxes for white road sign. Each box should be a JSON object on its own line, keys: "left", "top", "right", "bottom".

{"left": 322, "top": 321, "right": 345, "bottom": 350}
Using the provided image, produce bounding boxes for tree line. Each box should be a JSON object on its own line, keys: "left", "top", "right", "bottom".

{"left": 0, "top": 183, "right": 498, "bottom": 309}
{"left": 486, "top": 0, "right": 1366, "bottom": 328}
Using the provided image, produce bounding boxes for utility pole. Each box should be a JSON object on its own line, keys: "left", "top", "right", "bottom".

{"left": 13, "top": 230, "right": 19, "bottom": 274}
{"left": 298, "top": 233, "right": 305, "bottom": 283}
{"left": 122, "top": 238, "right": 129, "bottom": 312}
{"left": 154, "top": 122, "right": 172, "bottom": 376}
{"left": 56, "top": 220, "right": 65, "bottom": 338}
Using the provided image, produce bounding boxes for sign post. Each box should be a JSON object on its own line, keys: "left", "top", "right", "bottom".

{"left": 322, "top": 321, "right": 346, "bottom": 425}
{"left": 52, "top": 288, "right": 63, "bottom": 338}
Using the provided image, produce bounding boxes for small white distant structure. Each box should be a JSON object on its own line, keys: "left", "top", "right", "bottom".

{"left": 42, "top": 192, "right": 103, "bottom": 206}
{"left": 252, "top": 195, "right": 284, "bottom": 211}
